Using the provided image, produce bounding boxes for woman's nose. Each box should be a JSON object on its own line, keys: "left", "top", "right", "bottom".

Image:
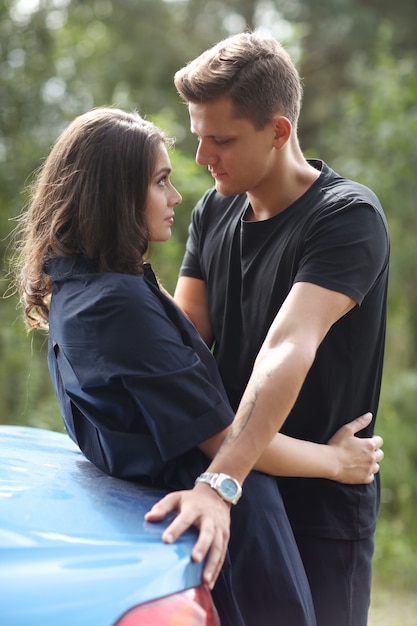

{"left": 171, "top": 186, "right": 182, "bottom": 206}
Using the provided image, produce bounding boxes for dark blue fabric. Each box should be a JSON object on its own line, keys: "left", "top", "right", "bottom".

{"left": 229, "top": 472, "right": 316, "bottom": 626}
{"left": 45, "top": 255, "right": 316, "bottom": 626}
{"left": 46, "top": 256, "right": 234, "bottom": 485}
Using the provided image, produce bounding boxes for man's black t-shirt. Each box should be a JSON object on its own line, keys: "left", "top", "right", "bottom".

{"left": 180, "top": 160, "right": 390, "bottom": 539}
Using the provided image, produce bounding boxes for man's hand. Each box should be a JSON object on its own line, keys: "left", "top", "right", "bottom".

{"left": 328, "top": 412, "right": 384, "bottom": 484}
{"left": 144, "top": 483, "right": 231, "bottom": 589}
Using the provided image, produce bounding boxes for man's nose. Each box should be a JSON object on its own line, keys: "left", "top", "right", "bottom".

{"left": 195, "top": 140, "right": 216, "bottom": 166}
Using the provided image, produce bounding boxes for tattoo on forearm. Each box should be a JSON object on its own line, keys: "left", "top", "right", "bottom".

{"left": 221, "top": 365, "right": 273, "bottom": 447}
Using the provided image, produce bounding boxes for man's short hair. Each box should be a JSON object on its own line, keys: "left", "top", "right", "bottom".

{"left": 174, "top": 31, "right": 303, "bottom": 130}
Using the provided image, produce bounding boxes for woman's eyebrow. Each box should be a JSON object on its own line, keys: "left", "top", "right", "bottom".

{"left": 154, "top": 166, "right": 172, "bottom": 177}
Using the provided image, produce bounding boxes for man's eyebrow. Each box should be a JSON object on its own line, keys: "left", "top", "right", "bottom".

{"left": 190, "top": 130, "right": 229, "bottom": 139}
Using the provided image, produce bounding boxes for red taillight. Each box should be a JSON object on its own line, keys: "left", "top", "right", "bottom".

{"left": 114, "top": 584, "right": 220, "bottom": 626}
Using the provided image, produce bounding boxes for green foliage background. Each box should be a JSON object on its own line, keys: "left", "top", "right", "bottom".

{"left": 1, "top": 0, "right": 416, "bottom": 598}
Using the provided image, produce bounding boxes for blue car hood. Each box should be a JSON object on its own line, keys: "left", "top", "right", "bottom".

{"left": 0, "top": 426, "right": 202, "bottom": 625}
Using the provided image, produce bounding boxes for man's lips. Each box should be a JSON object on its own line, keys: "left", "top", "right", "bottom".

{"left": 209, "top": 169, "right": 226, "bottom": 178}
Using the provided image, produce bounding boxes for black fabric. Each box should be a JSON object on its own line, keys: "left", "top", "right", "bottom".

{"left": 180, "top": 159, "right": 389, "bottom": 540}
{"left": 295, "top": 534, "right": 375, "bottom": 626}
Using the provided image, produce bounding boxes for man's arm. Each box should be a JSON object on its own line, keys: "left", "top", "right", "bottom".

{"left": 198, "top": 281, "right": 357, "bottom": 480}
{"left": 174, "top": 275, "right": 384, "bottom": 479}
{"left": 146, "top": 281, "right": 359, "bottom": 585}
{"left": 174, "top": 276, "right": 213, "bottom": 345}
{"left": 175, "top": 276, "right": 382, "bottom": 483}
{"left": 198, "top": 411, "right": 383, "bottom": 484}
{"left": 148, "top": 280, "right": 383, "bottom": 585}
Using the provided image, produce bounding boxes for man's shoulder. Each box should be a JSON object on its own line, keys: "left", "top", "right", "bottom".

{"left": 318, "top": 161, "right": 384, "bottom": 213}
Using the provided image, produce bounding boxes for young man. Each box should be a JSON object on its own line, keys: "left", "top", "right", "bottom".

{"left": 146, "top": 31, "right": 389, "bottom": 626}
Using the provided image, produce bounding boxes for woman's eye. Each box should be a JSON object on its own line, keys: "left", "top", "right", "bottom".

{"left": 157, "top": 176, "right": 168, "bottom": 187}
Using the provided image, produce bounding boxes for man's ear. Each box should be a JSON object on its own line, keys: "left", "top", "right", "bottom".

{"left": 272, "top": 115, "right": 292, "bottom": 149}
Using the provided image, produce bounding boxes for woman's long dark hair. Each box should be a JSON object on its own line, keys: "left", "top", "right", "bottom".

{"left": 13, "top": 107, "right": 168, "bottom": 330}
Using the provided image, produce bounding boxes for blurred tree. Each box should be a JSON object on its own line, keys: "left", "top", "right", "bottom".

{"left": 1, "top": 0, "right": 62, "bottom": 429}
{"left": 0, "top": 0, "right": 416, "bottom": 588}
{"left": 315, "top": 24, "right": 417, "bottom": 589}
{"left": 321, "top": 23, "right": 417, "bottom": 366}
{"left": 270, "top": 0, "right": 417, "bottom": 151}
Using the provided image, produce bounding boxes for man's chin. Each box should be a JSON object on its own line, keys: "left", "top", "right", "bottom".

{"left": 215, "top": 180, "right": 239, "bottom": 197}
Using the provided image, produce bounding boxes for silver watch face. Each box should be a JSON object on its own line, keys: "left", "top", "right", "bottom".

{"left": 219, "top": 477, "right": 239, "bottom": 499}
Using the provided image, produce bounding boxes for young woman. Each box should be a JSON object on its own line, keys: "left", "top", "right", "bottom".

{"left": 14, "top": 107, "right": 382, "bottom": 626}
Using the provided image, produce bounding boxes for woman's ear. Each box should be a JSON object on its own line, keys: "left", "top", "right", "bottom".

{"left": 272, "top": 115, "right": 292, "bottom": 149}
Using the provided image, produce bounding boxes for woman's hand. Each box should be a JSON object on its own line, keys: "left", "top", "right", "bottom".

{"left": 327, "top": 412, "right": 384, "bottom": 484}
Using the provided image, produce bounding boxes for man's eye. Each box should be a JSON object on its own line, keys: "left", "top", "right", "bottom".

{"left": 214, "top": 138, "right": 231, "bottom": 145}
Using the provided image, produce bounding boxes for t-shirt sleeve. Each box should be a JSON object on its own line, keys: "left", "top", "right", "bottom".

{"left": 179, "top": 193, "right": 208, "bottom": 280}
{"left": 294, "top": 201, "right": 389, "bottom": 304}
{"left": 82, "top": 277, "right": 234, "bottom": 462}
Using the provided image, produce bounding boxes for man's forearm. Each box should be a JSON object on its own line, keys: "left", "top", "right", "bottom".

{"left": 206, "top": 341, "right": 313, "bottom": 483}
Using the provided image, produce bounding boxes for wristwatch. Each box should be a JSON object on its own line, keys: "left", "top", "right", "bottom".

{"left": 195, "top": 472, "right": 242, "bottom": 505}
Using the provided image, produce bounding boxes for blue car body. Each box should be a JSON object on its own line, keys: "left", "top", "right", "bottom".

{"left": 0, "top": 426, "right": 208, "bottom": 625}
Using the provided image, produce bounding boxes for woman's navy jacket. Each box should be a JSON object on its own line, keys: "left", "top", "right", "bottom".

{"left": 46, "top": 256, "right": 234, "bottom": 487}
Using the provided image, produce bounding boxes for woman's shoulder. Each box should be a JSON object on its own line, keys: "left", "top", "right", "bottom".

{"left": 48, "top": 257, "right": 160, "bottom": 321}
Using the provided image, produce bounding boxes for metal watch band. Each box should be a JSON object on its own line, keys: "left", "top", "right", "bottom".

{"left": 195, "top": 472, "right": 242, "bottom": 505}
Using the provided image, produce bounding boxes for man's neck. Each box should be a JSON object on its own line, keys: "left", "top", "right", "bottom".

{"left": 247, "top": 158, "right": 320, "bottom": 222}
